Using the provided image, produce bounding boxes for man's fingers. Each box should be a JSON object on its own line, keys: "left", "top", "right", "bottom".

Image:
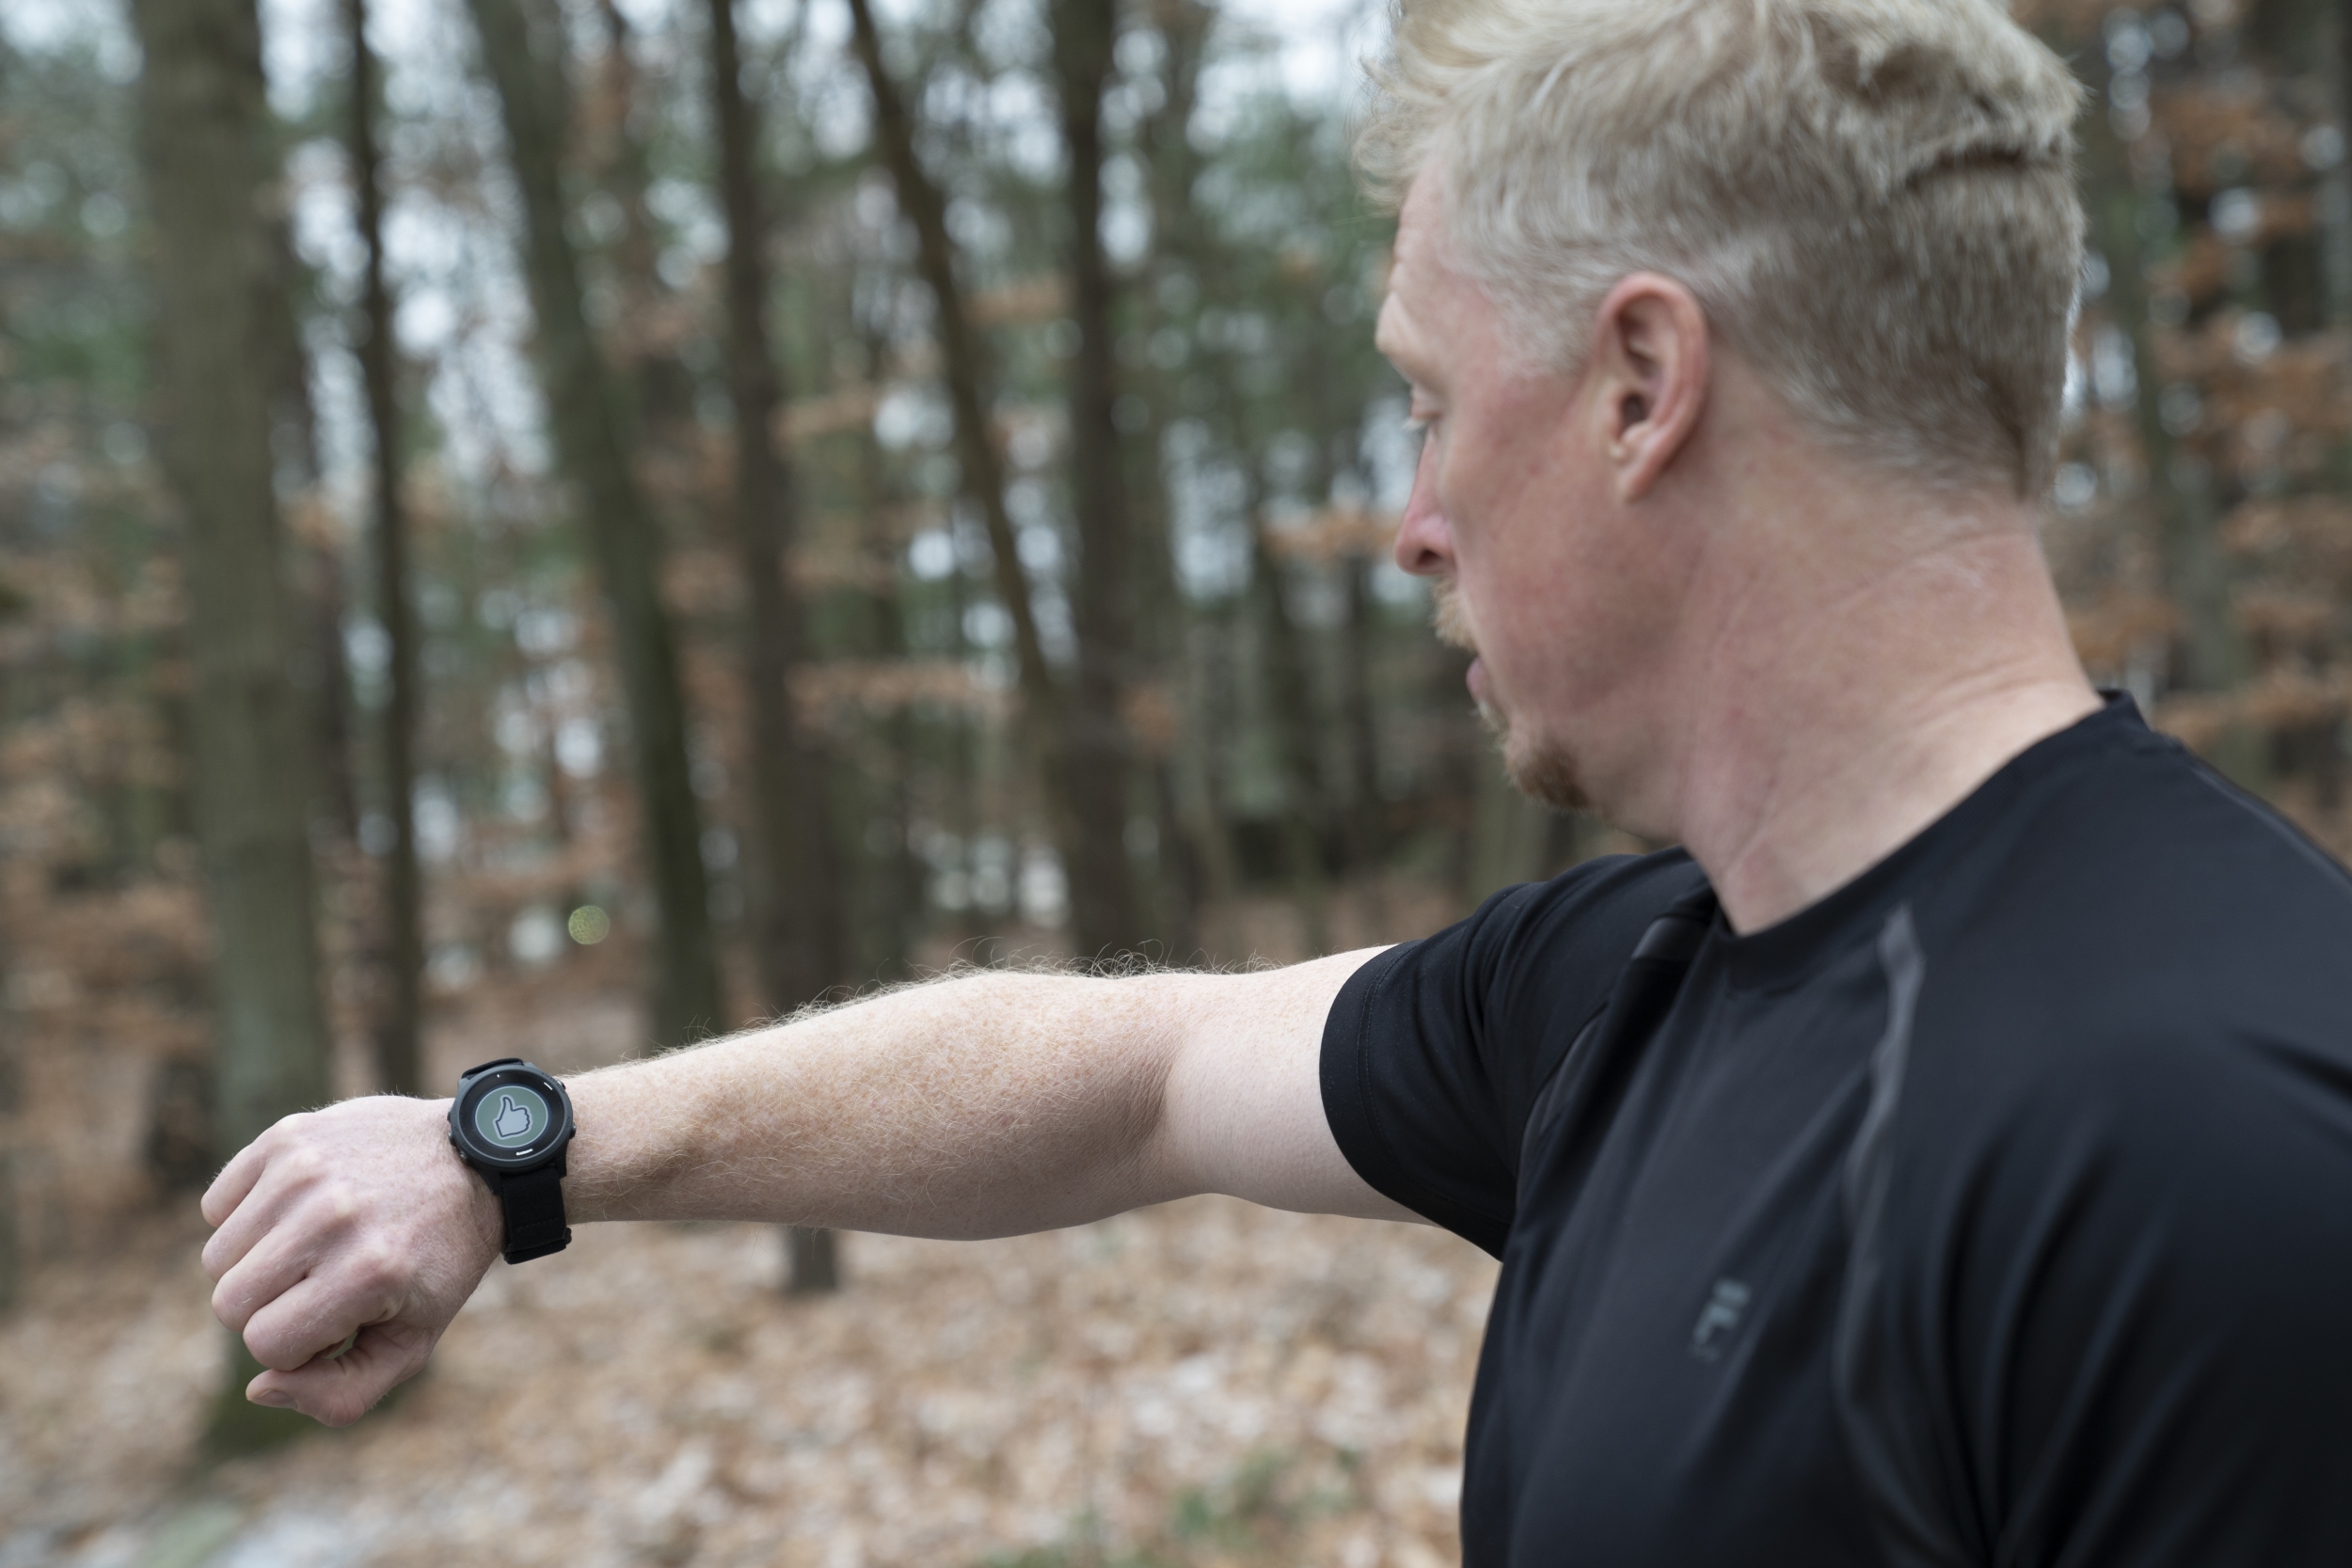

{"left": 208, "top": 1215, "right": 324, "bottom": 1336}
{"left": 202, "top": 1169, "right": 288, "bottom": 1282}
{"left": 240, "top": 1263, "right": 396, "bottom": 1373}
{"left": 200, "top": 1133, "right": 326, "bottom": 1282}
{"left": 199, "top": 1133, "right": 271, "bottom": 1231}
{"left": 201, "top": 1114, "right": 312, "bottom": 1229}
{"left": 246, "top": 1322, "right": 434, "bottom": 1429}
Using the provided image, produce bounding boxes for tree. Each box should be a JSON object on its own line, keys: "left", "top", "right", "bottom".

{"left": 126, "top": 0, "right": 332, "bottom": 1452}
{"left": 707, "top": 0, "right": 844, "bottom": 1293}
{"left": 2075, "top": 14, "right": 2263, "bottom": 782}
{"left": 465, "top": 0, "right": 726, "bottom": 1049}
{"left": 845, "top": 0, "right": 1147, "bottom": 962}
{"left": 1248, "top": 515, "right": 1333, "bottom": 951}
{"left": 345, "top": 0, "right": 425, "bottom": 1097}
{"left": 1048, "top": 0, "right": 1146, "bottom": 958}
{"left": 2245, "top": 0, "right": 2331, "bottom": 333}
{"left": 0, "top": 1040, "right": 17, "bottom": 1317}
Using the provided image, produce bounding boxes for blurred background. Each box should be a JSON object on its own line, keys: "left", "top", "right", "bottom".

{"left": 2, "top": 0, "right": 2349, "bottom": 1561}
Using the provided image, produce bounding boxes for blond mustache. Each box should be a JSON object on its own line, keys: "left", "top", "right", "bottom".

{"left": 1430, "top": 578, "right": 1478, "bottom": 655}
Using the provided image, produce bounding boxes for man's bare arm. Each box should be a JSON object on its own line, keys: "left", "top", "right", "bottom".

{"left": 199, "top": 950, "right": 1413, "bottom": 1425}
{"left": 563, "top": 948, "right": 1410, "bottom": 1233}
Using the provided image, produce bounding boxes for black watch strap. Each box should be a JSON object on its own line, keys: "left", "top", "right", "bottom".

{"left": 491, "top": 1148, "right": 571, "bottom": 1264}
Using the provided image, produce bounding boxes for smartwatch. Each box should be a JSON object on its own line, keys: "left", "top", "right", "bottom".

{"left": 448, "top": 1057, "right": 577, "bottom": 1264}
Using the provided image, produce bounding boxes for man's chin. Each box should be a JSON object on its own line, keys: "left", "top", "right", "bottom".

{"left": 1441, "top": 585, "right": 1596, "bottom": 816}
{"left": 1507, "top": 740, "right": 1594, "bottom": 815}
{"left": 1485, "top": 709, "right": 1594, "bottom": 816}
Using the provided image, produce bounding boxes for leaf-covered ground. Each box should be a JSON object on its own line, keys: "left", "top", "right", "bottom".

{"left": 1, "top": 1194, "right": 1495, "bottom": 1567}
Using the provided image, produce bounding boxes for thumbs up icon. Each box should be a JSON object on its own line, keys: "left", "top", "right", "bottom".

{"left": 492, "top": 1093, "right": 532, "bottom": 1140}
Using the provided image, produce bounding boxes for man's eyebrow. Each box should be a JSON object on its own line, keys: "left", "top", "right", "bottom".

{"left": 1374, "top": 305, "right": 1426, "bottom": 378}
{"left": 1382, "top": 343, "right": 1437, "bottom": 391}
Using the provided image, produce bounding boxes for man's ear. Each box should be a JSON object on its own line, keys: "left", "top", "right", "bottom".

{"left": 1587, "top": 274, "right": 1709, "bottom": 502}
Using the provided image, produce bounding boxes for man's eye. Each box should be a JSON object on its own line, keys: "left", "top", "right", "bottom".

{"left": 1403, "top": 412, "right": 1438, "bottom": 437}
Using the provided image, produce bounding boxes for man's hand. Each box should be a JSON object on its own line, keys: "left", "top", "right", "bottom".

{"left": 200, "top": 1096, "right": 501, "bottom": 1427}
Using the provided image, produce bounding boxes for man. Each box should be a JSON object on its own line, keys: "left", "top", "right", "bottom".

{"left": 202, "top": 0, "right": 2352, "bottom": 1560}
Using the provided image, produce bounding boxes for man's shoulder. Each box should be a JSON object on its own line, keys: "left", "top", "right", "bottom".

{"left": 1927, "top": 716, "right": 2352, "bottom": 1009}
{"left": 1892, "top": 728, "right": 2352, "bottom": 1227}
{"left": 1361, "top": 847, "right": 1708, "bottom": 1022}
{"left": 1472, "top": 847, "right": 1712, "bottom": 965}
{"left": 1861, "top": 796, "right": 2352, "bottom": 1568}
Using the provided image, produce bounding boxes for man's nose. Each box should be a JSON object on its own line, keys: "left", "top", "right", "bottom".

{"left": 1393, "top": 455, "right": 1453, "bottom": 578}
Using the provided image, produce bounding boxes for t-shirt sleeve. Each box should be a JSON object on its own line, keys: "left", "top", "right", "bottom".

{"left": 1845, "top": 1022, "right": 2352, "bottom": 1567}
{"left": 1319, "top": 850, "right": 1707, "bottom": 1257}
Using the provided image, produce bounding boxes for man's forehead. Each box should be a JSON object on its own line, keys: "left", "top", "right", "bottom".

{"left": 1379, "top": 167, "right": 1454, "bottom": 363}
{"left": 1391, "top": 166, "right": 1444, "bottom": 278}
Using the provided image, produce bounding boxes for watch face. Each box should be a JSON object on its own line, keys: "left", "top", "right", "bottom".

{"left": 473, "top": 1084, "right": 551, "bottom": 1150}
{"left": 453, "top": 1063, "right": 572, "bottom": 1168}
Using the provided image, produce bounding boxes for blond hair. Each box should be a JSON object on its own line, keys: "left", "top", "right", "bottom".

{"left": 1359, "top": 0, "right": 2086, "bottom": 498}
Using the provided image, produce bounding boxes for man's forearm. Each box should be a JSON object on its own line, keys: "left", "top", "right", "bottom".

{"left": 199, "top": 948, "right": 1395, "bottom": 1425}
{"left": 559, "top": 969, "right": 1195, "bottom": 1238}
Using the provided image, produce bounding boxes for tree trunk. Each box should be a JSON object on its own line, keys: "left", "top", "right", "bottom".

{"left": 130, "top": 0, "right": 331, "bottom": 1178}
{"left": 707, "top": 0, "right": 840, "bottom": 1022}
{"left": 1141, "top": 0, "right": 1228, "bottom": 950}
{"left": 2079, "top": 32, "right": 2264, "bottom": 784}
{"left": 1171, "top": 613, "right": 1239, "bottom": 915}
{"left": 1248, "top": 520, "right": 1332, "bottom": 954}
{"left": 0, "top": 1038, "right": 18, "bottom": 1316}
{"left": 2334, "top": 0, "right": 2352, "bottom": 325}
{"left": 259, "top": 209, "right": 364, "bottom": 851}
{"left": 0, "top": 1142, "right": 15, "bottom": 1319}
{"left": 844, "top": 0, "right": 1125, "bottom": 958}
{"left": 594, "top": 0, "right": 699, "bottom": 439}
{"left": 127, "top": 0, "right": 332, "bottom": 1455}
{"left": 844, "top": 0, "right": 1047, "bottom": 696}
{"left": 1049, "top": 0, "right": 1144, "bottom": 959}
{"left": 465, "top": 0, "right": 725, "bottom": 1049}
{"left": 1339, "top": 548, "right": 1384, "bottom": 871}
{"left": 784, "top": 1221, "right": 841, "bottom": 1295}
{"left": 2250, "top": 0, "right": 2332, "bottom": 332}
{"left": 850, "top": 401, "right": 931, "bottom": 977}
{"left": 707, "top": 0, "right": 845, "bottom": 1293}
{"left": 346, "top": 0, "right": 425, "bottom": 1098}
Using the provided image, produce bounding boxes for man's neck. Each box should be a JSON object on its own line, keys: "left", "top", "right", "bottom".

{"left": 1659, "top": 500, "right": 2100, "bottom": 936}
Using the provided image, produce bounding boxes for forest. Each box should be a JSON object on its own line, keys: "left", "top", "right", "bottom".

{"left": 4, "top": 0, "right": 2352, "bottom": 1561}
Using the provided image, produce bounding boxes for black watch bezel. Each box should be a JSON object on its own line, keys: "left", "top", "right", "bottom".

{"left": 449, "top": 1057, "right": 576, "bottom": 1174}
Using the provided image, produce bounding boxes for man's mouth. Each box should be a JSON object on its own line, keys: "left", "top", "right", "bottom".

{"left": 1431, "top": 580, "right": 1494, "bottom": 718}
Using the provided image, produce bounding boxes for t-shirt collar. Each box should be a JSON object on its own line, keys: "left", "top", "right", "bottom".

{"left": 1715, "top": 692, "right": 2146, "bottom": 992}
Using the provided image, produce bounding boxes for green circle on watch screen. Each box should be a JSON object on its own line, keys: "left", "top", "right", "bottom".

{"left": 474, "top": 1083, "right": 551, "bottom": 1149}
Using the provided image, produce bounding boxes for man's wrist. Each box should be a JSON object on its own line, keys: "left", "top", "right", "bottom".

{"left": 444, "top": 1063, "right": 576, "bottom": 1263}
{"left": 429, "top": 1097, "right": 508, "bottom": 1258}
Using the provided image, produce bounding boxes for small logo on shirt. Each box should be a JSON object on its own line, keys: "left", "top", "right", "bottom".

{"left": 1690, "top": 1277, "right": 1753, "bottom": 1363}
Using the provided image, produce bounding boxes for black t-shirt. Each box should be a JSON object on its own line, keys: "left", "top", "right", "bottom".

{"left": 1322, "top": 697, "right": 2352, "bottom": 1567}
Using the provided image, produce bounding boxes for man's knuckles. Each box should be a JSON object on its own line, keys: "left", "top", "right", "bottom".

{"left": 278, "top": 1140, "right": 330, "bottom": 1188}
{"left": 210, "top": 1275, "right": 256, "bottom": 1331}
{"left": 271, "top": 1108, "right": 319, "bottom": 1142}
{"left": 339, "top": 1235, "right": 410, "bottom": 1305}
